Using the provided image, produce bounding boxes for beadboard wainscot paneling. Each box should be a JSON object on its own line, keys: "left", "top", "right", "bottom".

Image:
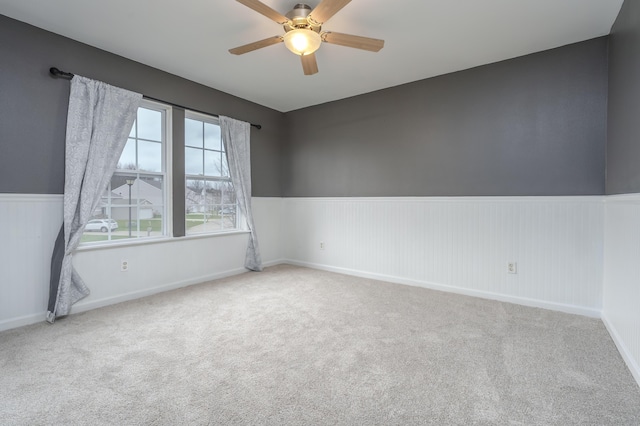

{"left": 251, "top": 197, "right": 285, "bottom": 265}
{"left": 603, "top": 194, "right": 640, "bottom": 386}
{"left": 0, "top": 196, "right": 285, "bottom": 331}
{"left": 0, "top": 194, "right": 63, "bottom": 329}
{"left": 283, "top": 197, "right": 604, "bottom": 317}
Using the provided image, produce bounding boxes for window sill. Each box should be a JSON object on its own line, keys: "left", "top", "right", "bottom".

{"left": 180, "top": 230, "right": 250, "bottom": 242}
{"left": 75, "top": 230, "right": 250, "bottom": 252}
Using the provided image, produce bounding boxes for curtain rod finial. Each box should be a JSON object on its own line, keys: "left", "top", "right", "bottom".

{"left": 50, "top": 67, "right": 74, "bottom": 79}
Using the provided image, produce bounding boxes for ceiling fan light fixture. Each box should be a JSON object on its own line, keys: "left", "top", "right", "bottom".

{"left": 283, "top": 29, "right": 322, "bottom": 56}
{"left": 230, "top": 0, "right": 385, "bottom": 75}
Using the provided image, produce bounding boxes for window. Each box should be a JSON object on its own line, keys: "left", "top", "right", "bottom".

{"left": 185, "top": 112, "right": 238, "bottom": 234}
{"left": 81, "top": 100, "right": 171, "bottom": 244}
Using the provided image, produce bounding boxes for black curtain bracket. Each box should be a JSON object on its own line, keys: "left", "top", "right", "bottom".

{"left": 49, "top": 67, "right": 262, "bottom": 130}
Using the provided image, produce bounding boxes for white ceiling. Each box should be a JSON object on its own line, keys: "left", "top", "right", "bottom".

{"left": 0, "top": 0, "right": 624, "bottom": 112}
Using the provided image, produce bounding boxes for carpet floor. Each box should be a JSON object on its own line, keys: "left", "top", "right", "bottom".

{"left": 1, "top": 264, "right": 639, "bottom": 425}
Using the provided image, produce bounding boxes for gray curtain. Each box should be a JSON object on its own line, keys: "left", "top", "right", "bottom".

{"left": 220, "top": 116, "right": 263, "bottom": 271}
{"left": 47, "top": 76, "right": 142, "bottom": 323}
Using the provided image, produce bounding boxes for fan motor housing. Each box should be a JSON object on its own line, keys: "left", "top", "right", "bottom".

{"left": 284, "top": 3, "right": 321, "bottom": 33}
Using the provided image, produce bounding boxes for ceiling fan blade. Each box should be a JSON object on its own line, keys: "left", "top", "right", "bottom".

{"left": 301, "top": 53, "right": 319, "bottom": 75}
{"left": 308, "top": 0, "right": 351, "bottom": 24}
{"left": 229, "top": 36, "right": 283, "bottom": 55}
{"left": 322, "top": 32, "right": 384, "bottom": 52}
{"left": 235, "top": 0, "right": 289, "bottom": 24}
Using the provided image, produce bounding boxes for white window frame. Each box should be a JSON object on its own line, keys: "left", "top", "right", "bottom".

{"left": 184, "top": 110, "right": 240, "bottom": 235}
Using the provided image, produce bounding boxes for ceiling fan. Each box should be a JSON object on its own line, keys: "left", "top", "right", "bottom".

{"left": 229, "top": 0, "right": 385, "bottom": 75}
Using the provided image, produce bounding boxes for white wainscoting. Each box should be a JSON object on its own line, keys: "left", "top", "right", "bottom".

{"left": 0, "top": 194, "right": 63, "bottom": 330}
{"left": 282, "top": 197, "right": 604, "bottom": 317}
{"left": 0, "top": 195, "right": 610, "bottom": 324}
{"left": 603, "top": 194, "right": 640, "bottom": 386}
{"left": 0, "top": 196, "right": 284, "bottom": 331}
{"left": 251, "top": 196, "right": 285, "bottom": 265}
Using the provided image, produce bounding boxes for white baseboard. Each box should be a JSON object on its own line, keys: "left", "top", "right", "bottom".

{"left": 262, "top": 259, "right": 287, "bottom": 268}
{"left": 284, "top": 259, "right": 602, "bottom": 318}
{"left": 0, "top": 313, "right": 49, "bottom": 333}
{"left": 71, "top": 266, "right": 250, "bottom": 315}
{"left": 0, "top": 259, "right": 287, "bottom": 333}
{"left": 602, "top": 313, "right": 640, "bottom": 389}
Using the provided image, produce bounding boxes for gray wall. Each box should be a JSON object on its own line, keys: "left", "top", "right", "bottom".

{"left": 0, "top": 14, "right": 285, "bottom": 197}
{"left": 607, "top": 0, "right": 640, "bottom": 194}
{"left": 283, "top": 38, "right": 608, "bottom": 197}
{"left": 0, "top": 13, "right": 611, "bottom": 199}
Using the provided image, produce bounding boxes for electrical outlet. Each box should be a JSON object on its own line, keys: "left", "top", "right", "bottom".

{"left": 320, "top": 242, "right": 325, "bottom": 250}
{"left": 121, "top": 260, "right": 129, "bottom": 272}
{"left": 508, "top": 262, "right": 517, "bottom": 274}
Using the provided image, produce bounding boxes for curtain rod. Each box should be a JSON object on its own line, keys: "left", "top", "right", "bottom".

{"left": 49, "top": 67, "right": 262, "bottom": 130}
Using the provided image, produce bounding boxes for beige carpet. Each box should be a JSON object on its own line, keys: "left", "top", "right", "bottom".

{"left": 1, "top": 264, "right": 639, "bottom": 425}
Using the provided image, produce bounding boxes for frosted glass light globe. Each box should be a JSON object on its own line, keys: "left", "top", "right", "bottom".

{"left": 283, "top": 29, "right": 321, "bottom": 56}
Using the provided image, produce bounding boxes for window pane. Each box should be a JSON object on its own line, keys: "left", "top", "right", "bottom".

{"left": 186, "top": 205, "right": 222, "bottom": 235}
{"left": 186, "top": 179, "right": 237, "bottom": 235}
{"left": 185, "top": 118, "right": 203, "bottom": 148}
{"left": 207, "top": 180, "right": 223, "bottom": 204}
{"left": 108, "top": 206, "right": 163, "bottom": 239}
{"left": 186, "top": 208, "right": 206, "bottom": 233}
{"left": 110, "top": 207, "right": 137, "bottom": 240}
{"left": 186, "top": 179, "right": 205, "bottom": 210}
{"left": 221, "top": 208, "right": 237, "bottom": 230}
{"left": 221, "top": 181, "right": 236, "bottom": 204}
{"left": 111, "top": 174, "right": 137, "bottom": 202}
{"left": 138, "top": 176, "right": 164, "bottom": 206}
{"left": 204, "top": 150, "right": 221, "bottom": 176}
{"left": 139, "top": 208, "right": 163, "bottom": 237}
{"left": 204, "top": 122, "right": 221, "bottom": 150}
{"left": 138, "top": 140, "right": 162, "bottom": 172}
{"left": 137, "top": 108, "right": 162, "bottom": 141}
{"left": 186, "top": 178, "right": 204, "bottom": 194}
{"left": 118, "top": 139, "right": 136, "bottom": 170}
{"left": 186, "top": 179, "right": 212, "bottom": 236}
{"left": 186, "top": 147, "right": 203, "bottom": 175}
{"left": 207, "top": 181, "right": 224, "bottom": 206}
{"left": 81, "top": 214, "right": 117, "bottom": 244}
{"left": 129, "top": 120, "right": 136, "bottom": 138}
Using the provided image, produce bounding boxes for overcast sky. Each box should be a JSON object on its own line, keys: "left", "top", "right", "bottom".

{"left": 117, "top": 108, "right": 228, "bottom": 177}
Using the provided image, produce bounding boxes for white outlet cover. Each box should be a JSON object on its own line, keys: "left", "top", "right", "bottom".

{"left": 121, "top": 260, "right": 129, "bottom": 272}
{"left": 508, "top": 262, "right": 517, "bottom": 274}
